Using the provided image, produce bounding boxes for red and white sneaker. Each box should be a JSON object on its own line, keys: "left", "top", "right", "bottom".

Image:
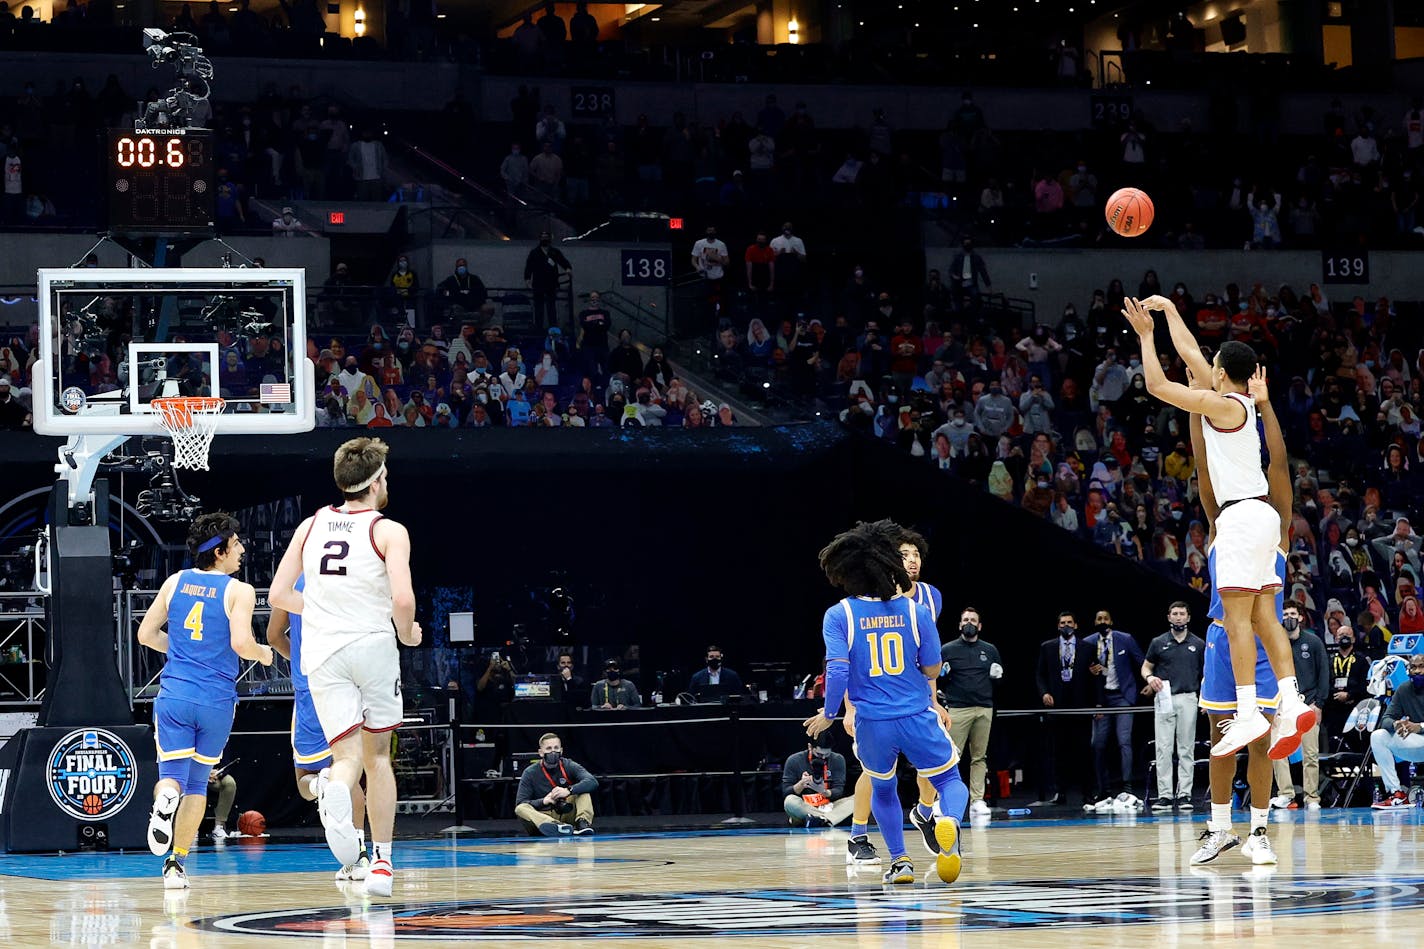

{"left": 1372, "top": 791, "right": 1411, "bottom": 810}
{"left": 364, "top": 858, "right": 393, "bottom": 897}
{"left": 1269, "top": 697, "right": 1317, "bottom": 760}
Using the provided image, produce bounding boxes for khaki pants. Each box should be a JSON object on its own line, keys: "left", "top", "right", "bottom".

{"left": 515, "top": 793, "right": 594, "bottom": 833}
{"left": 1273, "top": 721, "right": 1322, "bottom": 803}
{"left": 1153, "top": 692, "right": 1198, "bottom": 800}
{"left": 948, "top": 706, "right": 993, "bottom": 803}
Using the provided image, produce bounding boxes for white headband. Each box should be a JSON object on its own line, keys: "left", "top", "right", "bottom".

{"left": 343, "top": 463, "right": 386, "bottom": 494}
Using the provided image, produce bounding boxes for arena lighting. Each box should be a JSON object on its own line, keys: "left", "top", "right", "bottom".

{"left": 788, "top": 17, "right": 799, "bottom": 43}
{"left": 354, "top": 6, "right": 365, "bottom": 35}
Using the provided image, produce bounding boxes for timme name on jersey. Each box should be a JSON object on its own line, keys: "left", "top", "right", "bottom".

{"left": 298, "top": 506, "right": 393, "bottom": 675}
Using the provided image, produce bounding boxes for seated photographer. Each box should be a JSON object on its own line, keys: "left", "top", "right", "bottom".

{"left": 782, "top": 732, "right": 853, "bottom": 827}
{"left": 514, "top": 732, "right": 598, "bottom": 836}
{"left": 590, "top": 660, "right": 641, "bottom": 709}
{"left": 207, "top": 764, "right": 237, "bottom": 839}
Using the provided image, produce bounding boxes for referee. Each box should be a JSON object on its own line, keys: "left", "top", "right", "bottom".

{"left": 1142, "top": 600, "right": 1205, "bottom": 811}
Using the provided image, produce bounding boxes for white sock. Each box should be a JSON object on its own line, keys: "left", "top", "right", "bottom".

{"left": 1250, "top": 807, "right": 1269, "bottom": 832}
{"left": 300, "top": 774, "right": 320, "bottom": 799}
{"left": 1235, "top": 685, "right": 1257, "bottom": 716}
{"left": 1209, "top": 803, "right": 1232, "bottom": 832}
{"left": 1278, "top": 676, "right": 1301, "bottom": 705}
{"left": 373, "top": 840, "right": 393, "bottom": 866}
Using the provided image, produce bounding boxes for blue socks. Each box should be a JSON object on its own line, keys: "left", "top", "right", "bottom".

{"left": 928, "top": 766, "right": 970, "bottom": 822}
{"left": 870, "top": 777, "right": 907, "bottom": 859}
{"left": 851, "top": 822, "right": 868, "bottom": 839}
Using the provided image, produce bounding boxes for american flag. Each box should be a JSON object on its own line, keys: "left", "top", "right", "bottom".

{"left": 259, "top": 382, "right": 292, "bottom": 404}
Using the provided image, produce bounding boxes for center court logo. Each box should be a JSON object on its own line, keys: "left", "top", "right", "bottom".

{"left": 194, "top": 875, "right": 1424, "bottom": 939}
{"left": 46, "top": 728, "right": 138, "bottom": 821}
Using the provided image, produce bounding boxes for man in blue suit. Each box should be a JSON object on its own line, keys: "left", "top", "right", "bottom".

{"left": 688, "top": 644, "right": 745, "bottom": 700}
{"left": 1084, "top": 609, "right": 1146, "bottom": 803}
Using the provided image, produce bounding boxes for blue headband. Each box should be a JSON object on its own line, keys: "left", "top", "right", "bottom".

{"left": 197, "top": 534, "right": 228, "bottom": 554}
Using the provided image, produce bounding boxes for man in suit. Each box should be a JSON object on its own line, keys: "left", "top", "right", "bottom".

{"left": 1033, "top": 610, "right": 1095, "bottom": 805}
{"left": 688, "top": 644, "right": 744, "bottom": 700}
{"left": 1084, "top": 609, "right": 1146, "bottom": 803}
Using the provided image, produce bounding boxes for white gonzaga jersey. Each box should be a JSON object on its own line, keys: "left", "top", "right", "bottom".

{"left": 298, "top": 505, "right": 394, "bottom": 674}
{"left": 1202, "top": 391, "right": 1270, "bottom": 504}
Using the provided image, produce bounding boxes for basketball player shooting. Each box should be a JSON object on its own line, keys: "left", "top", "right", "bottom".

{"left": 806, "top": 521, "right": 967, "bottom": 886}
{"left": 269, "top": 437, "right": 422, "bottom": 898}
{"left": 1122, "top": 297, "right": 1315, "bottom": 759}
{"left": 136, "top": 513, "right": 274, "bottom": 890}
{"left": 1187, "top": 366, "right": 1291, "bottom": 866}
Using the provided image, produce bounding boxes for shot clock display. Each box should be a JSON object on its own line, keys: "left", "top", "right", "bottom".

{"left": 106, "top": 129, "right": 215, "bottom": 234}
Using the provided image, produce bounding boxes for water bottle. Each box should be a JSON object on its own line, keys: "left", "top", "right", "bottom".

{"left": 1006, "top": 808, "right": 1031, "bottom": 817}
{"left": 652, "top": 689, "right": 663, "bottom": 705}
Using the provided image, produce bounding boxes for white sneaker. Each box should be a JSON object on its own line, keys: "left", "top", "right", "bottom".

{"left": 317, "top": 779, "right": 362, "bottom": 867}
{"left": 969, "top": 800, "right": 992, "bottom": 818}
{"left": 336, "top": 852, "right": 371, "bottom": 882}
{"left": 1241, "top": 828, "right": 1278, "bottom": 865}
{"left": 148, "top": 787, "right": 181, "bottom": 857}
{"left": 1211, "top": 710, "right": 1271, "bottom": 757}
{"left": 211, "top": 824, "right": 228, "bottom": 840}
{"left": 1190, "top": 828, "right": 1241, "bottom": 865}
{"left": 162, "top": 857, "right": 189, "bottom": 890}
{"left": 364, "top": 858, "right": 393, "bottom": 897}
{"left": 1305, "top": 801, "right": 1321, "bottom": 812}
{"left": 1268, "top": 794, "right": 1295, "bottom": 810}
{"left": 1269, "top": 697, "right": 1314, "bottom": 760}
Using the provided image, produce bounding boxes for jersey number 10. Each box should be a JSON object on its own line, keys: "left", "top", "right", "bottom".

{"left": 864, "top": 631, "right": 905, "bottom": 677}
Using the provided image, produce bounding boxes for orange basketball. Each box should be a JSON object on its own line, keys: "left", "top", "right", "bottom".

{"left": 82, "top": 794, "right": 103, "bottom": 815}
{"left": 1105, "top": 187, "right": 1154, "bottom": 237}
{"left": 237, "top": 810, "right": 266, "bottom": 837}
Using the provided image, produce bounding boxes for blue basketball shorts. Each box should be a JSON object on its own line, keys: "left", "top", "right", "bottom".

{"left": 1199, "top": 622, "right": 1280, "bottom": 714}
{"left": 291, "top": 688, "right": 333, "bottom": 771}
{"left": 852, "top": 708, "right": 960, "bottom": 780}
{"left": 154, "top": 694, "right": 235, "bottom": 793}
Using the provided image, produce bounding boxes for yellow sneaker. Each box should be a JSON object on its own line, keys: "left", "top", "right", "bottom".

{"left": 934, "top": 817, "right": 962, "bottom": 884}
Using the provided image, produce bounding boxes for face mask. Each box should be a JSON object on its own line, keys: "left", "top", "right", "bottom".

{"left": 887, "top": 394, "right": 898, "bottom": 404}
{"left": 1282, "top": 617, "right": 1299, "bottom": 632}
{"left": 1095, "top": 622, "right": 1111, "bottom": 633}
{"left": 1339, "top": 639, "right": 1353, "bottom": 649}
{"left": 1411, "top": 674, "right": 1424, "bottom": 690}
{"left": 707, "top": 657, "right": 722, "bottom": 670}
{"left": 1170, "top": 623, "right": 1187, "bottom": 634}
{"left": 398, "top": 262, "right": 408, "bottom": 272}
{"left": 960, "top": 623, "right": 979, "bottom": 639}
{"left": 606, "top": 670, "right": 620, "bottom": 682}
{"left": 1347, "top": 537, "right": 1359, "bottom": 547}
{"left": 1059, "top": 626, "right": 1075, "bottom": 639}
{"left": 372, "top": 342, "right": 382, "bottom": 351}
{"left": 542, "top": 751, "right": 561, "bottom": 768}
{"left": 456, "top": 266, "right": 468, "bottom": 276}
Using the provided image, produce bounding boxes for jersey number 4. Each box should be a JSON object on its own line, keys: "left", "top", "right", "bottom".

{"left": 320, "top": 541, "right": 349, "bottom": 576}
{"left": 183, "top": 602, "right": 204, "bottom": 641}
{"left": 864, "top": 631, "right": 906, "bottom": 677}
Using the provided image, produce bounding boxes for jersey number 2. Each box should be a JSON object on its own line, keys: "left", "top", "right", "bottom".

{"left": 864, "top": 631, "right": 905, "bottom": 677}
{"left": 320, "top": 541, "right": 349, "bottom": 575}
{"left": 183, "top": 602, "right": 204, "bottom": 641}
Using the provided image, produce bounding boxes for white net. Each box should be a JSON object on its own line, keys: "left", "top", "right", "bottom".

{"left": 152, "top": 397, "right": 226, "bottom": 471}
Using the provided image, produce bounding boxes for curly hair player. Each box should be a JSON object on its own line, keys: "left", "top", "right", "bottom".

{"left": 1123, "top": 295, "right": 1315, "bottom": 760}
{"left": 806, "top": 521, "right": 968, "bottom": 885}
{"left": 136, "top": 512, "right": 274, "bottom": 890}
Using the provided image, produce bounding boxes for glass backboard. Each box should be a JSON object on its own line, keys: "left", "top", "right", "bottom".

{"left": 34, "top": 268, "right": 312, "bottom": 436}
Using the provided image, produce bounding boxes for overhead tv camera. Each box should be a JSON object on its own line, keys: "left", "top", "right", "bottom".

{"left": 140, "top": 29, "right": 213, "bottom": 131}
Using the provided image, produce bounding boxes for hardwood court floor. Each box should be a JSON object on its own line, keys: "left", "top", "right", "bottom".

{"left": 3, "top": 810, "right": 1423, "bottom": 947}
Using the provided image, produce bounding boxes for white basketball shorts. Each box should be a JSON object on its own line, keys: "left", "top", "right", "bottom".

{"left": 306, "top": 633, "right": 403, "bottom": 742}
{"left": 1212, "top": 498, "right": 1281, "bottom": 595}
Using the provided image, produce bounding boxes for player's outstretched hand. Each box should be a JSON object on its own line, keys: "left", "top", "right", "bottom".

{"left": 1141, "top": 294, "right": 1177, "bottom": 315}
{"left": 804, "top": 711, "right": 834, "bottom": 739}
{"left": 1121, "top": 297, "right": 1155, "bottom": 338}
{"left": 1248, "top": 365, "right": 1269, "bottom": 405}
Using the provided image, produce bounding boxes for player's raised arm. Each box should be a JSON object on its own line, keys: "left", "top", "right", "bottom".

{"left": 226, "top": 582, "right": 273, "bottom": 665}
{"left": 268, "top": 516, "right": 311, "bottom": 615}
{"left": 378, "top": 519, "right": 421, "bottom": 646}
{"left": 1123, "top": 297, "right": 1245, "bottom": 430}
{"left": 136, "top": 574, "right": 178, "bottom": 654}
{"left": 1185, "top": 365, "right": 1220, "bottom": 528}
{"left": 1250, "top": 367, "right": 1293, "bottom": 548}
{"left": 1143, "top": 294, "right": 1212, "bottom": 384}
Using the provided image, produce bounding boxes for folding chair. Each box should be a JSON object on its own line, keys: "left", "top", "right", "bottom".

{"left": 1320, "top": 698, "right": 1381, "bottom": 807}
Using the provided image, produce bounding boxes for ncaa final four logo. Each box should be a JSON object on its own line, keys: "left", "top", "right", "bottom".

{"left": 46, "top": 729, "right": 137, "bottom": 821}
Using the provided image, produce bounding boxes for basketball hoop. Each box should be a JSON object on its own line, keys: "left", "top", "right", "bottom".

{"left": 151, "top": 396, "right": 226, "bottom": 470}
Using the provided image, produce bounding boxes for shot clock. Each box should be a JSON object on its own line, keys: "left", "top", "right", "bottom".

{"left": 106, "top": 129, "right": 215, "bottom": 234}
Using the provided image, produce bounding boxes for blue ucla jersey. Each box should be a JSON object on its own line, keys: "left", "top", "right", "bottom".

{"left": 910, "top": 581, "right": 942, "bottom": 620}
{"left": 1207, "top": 549, "right": 1285, "bottom": 622}
{"left": 162, "top": 569, "right": 239, "bottom": 707}
{"left": 288, "top": 574, "right": 309, "bottom": 692}
{"left": 823, "top": 595, "right": 941, "bottom": 720}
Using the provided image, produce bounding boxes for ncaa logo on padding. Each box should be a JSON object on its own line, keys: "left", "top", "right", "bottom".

{"left": 47, "top": 728, "right": 137, "bottom": 821}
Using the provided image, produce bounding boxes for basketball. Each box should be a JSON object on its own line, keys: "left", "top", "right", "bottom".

{"left": 237, "top": 810, "right": 266, "bottom": 837}
{"left": 1105, "top": 187, "right": 1154, "bottom": 237}
{"left": 82, "top": 794, "right": 103, "bottom": 816}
